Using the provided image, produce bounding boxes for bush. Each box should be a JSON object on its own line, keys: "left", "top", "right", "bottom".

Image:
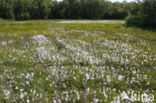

{"left": 126, "top": 15, "right": 144, "bottom": 27}
{"left": 126, "top": 0, "right": 156, "bottom": 29}
{"left": 126, "top": 15, "right": 156, "bottom": 28}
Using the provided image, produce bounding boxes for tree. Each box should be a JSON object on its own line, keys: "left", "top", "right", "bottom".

{"left": 126, "top": 0, "right": 156, "bottom": 28}
{"left": 0, "top": 0, "right": 15, "bottom": 19}
{"left": 81, "top": 0, "right": 106, "bottom": 19}
{"left": 14, "top": 0, "right": 32, "bottom": 20}
{"left": 0, "top": 0, "right": 141, "bottom": 20}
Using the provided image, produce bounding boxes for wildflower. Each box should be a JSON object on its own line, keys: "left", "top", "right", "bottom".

{"left": 76, "top": 91, "right": 80, "bottom": 100}
{"left": 85, "top": 73, "right": 90, "bottom": 81}
{"left": 93, "top": 98, "right": 99, "bottom": 103}
{"left": 27, "top": 99, "right": 30, "bottom": 103}
{"left": 20, "top": 89, "right": 24, "bottom": 92}
{"left": 118, "top": 75, "right": 123, "bottom": 81}
{"left": 33, "top": 90, "right": 36, "bottom": 95}
{"left": 26, "top": 73, "right": 31, "bottom": 79}
{"left": 15, "top": 86, "right": 18, "bottom": 90}
{"left": 26, "top": 80, "right": 29, "bottom": 85}
{"left": 32, "top": 35, "right": 49, "bottom": 45}
{"left": 20, "top": 93, "right": 24, "bottom": 99}
{"left": 3, "top": 90, "right": 10, "bottom": 99}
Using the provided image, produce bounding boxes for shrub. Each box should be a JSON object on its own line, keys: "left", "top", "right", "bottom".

{"left": 126, "top": 0, "right": 156, "bottom": 29}
{"left": 126, "top": 15, "right": 144, "bottom": 27}
{"left": 126, "top": 15, "right": 156, "bottom": 28}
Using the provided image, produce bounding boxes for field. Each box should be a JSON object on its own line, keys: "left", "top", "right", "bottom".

{"left": 0, "top": 20, "right": 156, "bottom": 103}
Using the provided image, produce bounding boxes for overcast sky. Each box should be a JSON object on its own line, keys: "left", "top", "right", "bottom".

{"left": 57, "top": 0, "right": 136, "bottom": 2}
{"left": 110, "top": 0, "right": 135, "bottom": 2}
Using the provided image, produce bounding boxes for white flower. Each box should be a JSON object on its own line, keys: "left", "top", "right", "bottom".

{"left": 76, "top": 91, "right": 80, "bottom": 100}
{"left": 103, "top": 90, "right": 107, "bottom": 98}
{"left": 31, "top": 72, "right": 34, "bottom": 77}
{"left": 46, "top": 77, "right": 49, "bottom": 80}
{"left": 53, "top": 99, "right": 57, "bottom": 103}
{"left": 27, "top": 99, "right": 30, "bottom": 103}
{"left": 15, "top": 86, "right": 18, "bottom": 90}
{"left": 93, "top": 98, "right": 99, "bottom": 103}
{"left": 26, "top": 81, "right": 29, "bottom": 85}
{"left": 26, "top": 73, "right": 31, "bottom": 79}
{"left": 86, "top": 88, "right": 90, "bottom": 94}
{"left": 24, "top": 92, "right": 27, "bottom": 96}
{"left": 73, "top": 76, "right": 76, "bottom": 80}
{"left": 3, "top": 90, "right": 10, "bottom": 99}
{"left": 33, "top": 90, "right": 36, "bottom": 95}
{"left": 20, "top": 93, "right": 24, "bottom": 99}
{"left": 85, "top": 73, "right": 90, "bottom": 81}
{"left": 20, "top": 89, "right": 24, "bottom": 92}
{"left": 118, "top": 75, "right": 123, "bottom": 81}
{"left": 58, "top": 99, "right": 62, "bottom": 103}
{"left": 32, "top": 35, "right": 49, "bottom": 45}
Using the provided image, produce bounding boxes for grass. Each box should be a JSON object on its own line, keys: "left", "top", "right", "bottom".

{"left": 0, "top": 20, "right": 156, "bottom": 103}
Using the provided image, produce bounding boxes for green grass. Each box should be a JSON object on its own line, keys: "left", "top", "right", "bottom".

{"left": 0, "top": 20, "right": 155, "bottom": 103}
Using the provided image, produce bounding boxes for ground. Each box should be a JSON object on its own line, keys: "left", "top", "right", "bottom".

{"left": 0, "top": 20, "right": 156, "bottom": 103}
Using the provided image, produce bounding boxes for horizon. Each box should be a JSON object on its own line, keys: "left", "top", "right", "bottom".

{"left": 57, "top": 0, "right": 136, "bottom": 2}
{"left": 110, "top": 0, "right": 136, "bottom": 2}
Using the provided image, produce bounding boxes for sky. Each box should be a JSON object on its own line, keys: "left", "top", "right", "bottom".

{"left": 57, "top": 0, "right": 136, "bottom": 2}
{"left": 110, "top": 0, "right": 135, "bottom": 2}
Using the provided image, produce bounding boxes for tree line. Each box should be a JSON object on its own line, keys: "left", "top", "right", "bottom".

{"left": 0, "top": 0, "right": 155, "bottom": 28}
{"left": 0, "top": 0, "right": 137, "bottom": 20}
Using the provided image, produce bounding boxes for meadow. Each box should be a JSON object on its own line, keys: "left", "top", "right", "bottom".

{"left": 0, "top": 20, "right": 156, "bottom": 103}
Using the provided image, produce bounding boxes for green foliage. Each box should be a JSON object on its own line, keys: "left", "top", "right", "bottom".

{"left": 126, "top": 15, "right": 144, "bottom": 27}
{"left": 126, "top": 0, "right": 156, "bottom": 28}
{"left": 0, "top": 0, "right": 15, "bottom": 19}
{"left": 0, "top": 0, "right": 131, "bottom": 20}
{"left": 103, "top": 2, "right": 129, "bottom": 19}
